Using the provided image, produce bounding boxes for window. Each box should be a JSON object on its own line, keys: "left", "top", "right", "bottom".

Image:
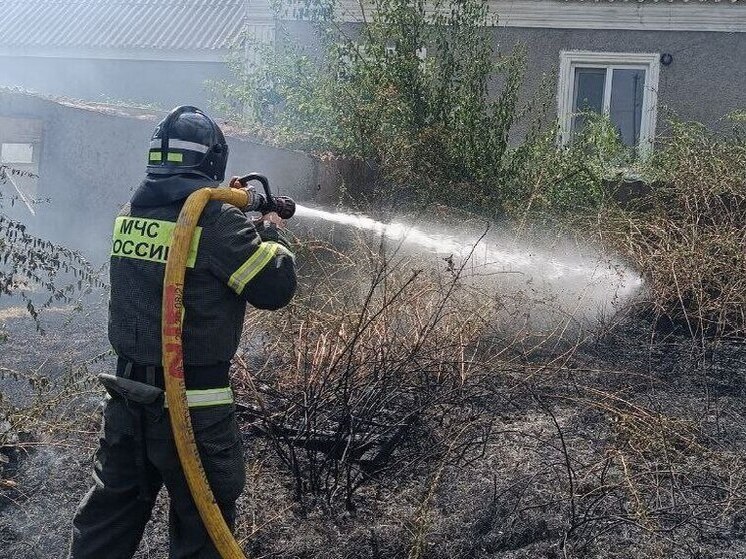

{"left": 558, "top": 51, "right": 660, "bottom": 153}
{"left": 1, "top": 142, "right": 34, "bottom": 164}
{"left": 0, "top": 117, "right": 43, "bottom": 215}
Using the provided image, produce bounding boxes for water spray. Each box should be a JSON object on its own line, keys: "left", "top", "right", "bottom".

{"left": 293, "top": 204, "right": 644, "bottom": 317}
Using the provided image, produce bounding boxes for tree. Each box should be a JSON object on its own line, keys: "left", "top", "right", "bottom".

{"left": 212, "top": 0, "right": 553, "bottom": 214}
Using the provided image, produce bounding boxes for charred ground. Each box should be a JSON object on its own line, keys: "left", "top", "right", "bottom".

{"left": 0, "top": 248, "right": 744, "bottom": 559}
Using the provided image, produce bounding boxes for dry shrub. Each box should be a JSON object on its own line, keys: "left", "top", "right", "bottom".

{"left": 0, "top": 360, "right": 102, "bottom": 486}
{"left": 600, "top": 120, "right": 746, "bottom": 337}
{"left": 233, "top": 236, "right": 513, "bottom": 510}
{"left": 225, "top": 208, "right": 746, "bottom": 556}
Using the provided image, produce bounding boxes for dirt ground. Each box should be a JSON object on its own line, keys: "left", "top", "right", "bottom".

{"left": 1, "top": 299, "right": 745, "bottom": 559}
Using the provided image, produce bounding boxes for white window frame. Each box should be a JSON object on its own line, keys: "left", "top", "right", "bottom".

{"left": 557, "top": 51, "right": 660, "bottom": 154}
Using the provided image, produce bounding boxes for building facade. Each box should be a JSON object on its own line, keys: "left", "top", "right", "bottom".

{"left": 1, "top": 1, "right": 743, "bottom": 147}
{"left": 284, "top": 0, "right": 746, "bottom": 150}
{"left": 482, "top": 2, "right": 746, "bottom": 150}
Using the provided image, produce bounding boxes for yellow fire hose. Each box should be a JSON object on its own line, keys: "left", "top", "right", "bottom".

{"left": 162, "top": 186, "right": 249, "bottom": 559}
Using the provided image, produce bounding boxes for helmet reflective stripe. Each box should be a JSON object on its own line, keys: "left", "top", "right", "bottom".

{"left": 169, "top": 139, "right": 211, "bottom": 153}
{"left": 149, "top": 139, "right": 210, "bottom": 154}
{"left": 149, "top": 151, "right": 184, "bottom": 163}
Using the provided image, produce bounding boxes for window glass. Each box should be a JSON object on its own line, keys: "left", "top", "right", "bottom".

{"left": 1, "top": 143, "right": 34, "bottom": 164}
{"left": 609, "top": 69, "right": 645, "bottom": 146}
{"left": 559, "top": 52, "right": 657, "bottom": 151}
{"left": 572, "top": 68, "right": 605, "bottom": 135}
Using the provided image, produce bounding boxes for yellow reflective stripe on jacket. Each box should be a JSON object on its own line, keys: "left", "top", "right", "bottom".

{"left": 164, "top": 387, "right": 234, "bottom": 408}
{"left": 112, "top": 216, "right": 202, "bottom": 268}
{"left": 227, "top": 242, "right": 287, "bottom": 294}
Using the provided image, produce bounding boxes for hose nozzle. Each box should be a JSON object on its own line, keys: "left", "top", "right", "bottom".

{"left": 272, "top": 196, "right": 296, "bottom": 220}
{"left": 231, "top": 173, "right": 296, "bottom": 220}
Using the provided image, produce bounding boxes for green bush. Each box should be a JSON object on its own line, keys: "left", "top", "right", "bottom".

{"left": 213, "top": 0, "right": 553, "bottom": 215}
{"left": 503, "top": 114, "right": 634, "bottom": 221}
{"left": 214, "top": 0, "right": 645, "bottom": 218}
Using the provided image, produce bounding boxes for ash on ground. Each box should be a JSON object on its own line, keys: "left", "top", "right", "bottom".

{"left": 1, "top": 303, "right": 745, "bottom": 558}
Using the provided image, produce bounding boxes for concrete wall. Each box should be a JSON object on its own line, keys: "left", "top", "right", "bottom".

{"left": 0, "top": 90, "right": 326, "bottom": 262}
{"left": 0, "top": 56, "right": 233, "bottom": 112}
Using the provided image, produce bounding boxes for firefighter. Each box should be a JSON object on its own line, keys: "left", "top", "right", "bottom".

{"left": 69, "top": 106, "right": 296, "bottom": 558}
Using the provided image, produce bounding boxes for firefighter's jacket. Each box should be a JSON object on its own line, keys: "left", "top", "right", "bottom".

{"left": 108, "top": 174, "right": 296, "bottom": 381}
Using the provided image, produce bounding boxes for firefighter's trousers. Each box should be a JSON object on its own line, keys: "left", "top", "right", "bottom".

{"left": 69, "top": 394, "right": 246, "bottom": 559}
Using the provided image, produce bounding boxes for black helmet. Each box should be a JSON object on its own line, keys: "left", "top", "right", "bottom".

{"left": 147, "top": 106, "right": 229, "bottom": 182}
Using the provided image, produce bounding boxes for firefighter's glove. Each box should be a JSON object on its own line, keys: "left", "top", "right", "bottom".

{"left": 229, "top": 176, "right": 267, "bottom": 213}
{"left": 255, "top": 214, "right": 293, "bottom": 251}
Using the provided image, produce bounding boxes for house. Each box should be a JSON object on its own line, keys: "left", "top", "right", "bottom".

{"left": 0, "top": 0, "right": 275, "bottom": 110}
{"left": 281, "top": 0, "right": 746, "bottom": 152}
{"left": 2, "top": 0, "right": 742, "bottom": 151}
{"left": 489, "top": 1, "right": 746, "bottom": 151}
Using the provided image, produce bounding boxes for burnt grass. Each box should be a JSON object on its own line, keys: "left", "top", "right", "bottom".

{"left": 1, "top": 303, "right": 745, "bottom": 559}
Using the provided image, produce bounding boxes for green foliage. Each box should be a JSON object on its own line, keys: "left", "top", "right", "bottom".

{"left": 504, "top": 113, "right": 635, "bottom": 219}
{"left": 214, "top": 0, "right": 553, "bottom": 215}
{"left": 213, "top": 0, "right": 646, "bottom": 218}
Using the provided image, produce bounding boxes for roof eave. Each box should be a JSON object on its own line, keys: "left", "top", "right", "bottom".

{"left": 0, "top": 46, "right": 230, "bottom": 63}
{"left": 334, "top": 0, "right": 746, "bottom": 32}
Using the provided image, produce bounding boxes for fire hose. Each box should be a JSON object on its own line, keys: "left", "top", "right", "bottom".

{"left": 161, "top": 175, "right": 294, "bottom": 559}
